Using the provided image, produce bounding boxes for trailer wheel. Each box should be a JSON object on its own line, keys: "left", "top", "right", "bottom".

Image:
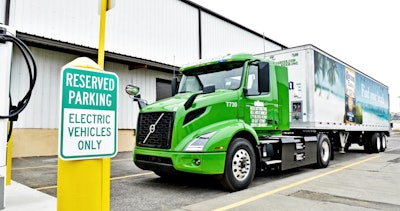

{"left": 364, "top": 135, "right": 372, "bottom": 153}
{"left": 380, "top": 133, "right": 387, "bottom": 152}
{"left": 370, "top": 133, "right": 381, "bottom": 153}
{"left": 316, "top": 134, "right": 331, "bottom": 168}
{"left": 220, "top": 137, "right": 256, "bottom": 191}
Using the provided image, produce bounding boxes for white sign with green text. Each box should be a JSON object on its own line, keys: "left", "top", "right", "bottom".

{"left": 59, "top": 67, "right": 118, "bottom": 160}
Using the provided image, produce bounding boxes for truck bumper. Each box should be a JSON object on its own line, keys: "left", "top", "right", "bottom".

{"left": 134, "top": 148, "right": 226, "bottom": 175}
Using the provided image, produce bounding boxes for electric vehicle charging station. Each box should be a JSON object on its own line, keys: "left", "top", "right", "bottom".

{"left": 0, "top": 24, "right": 15, "bottom": 210}
{"left": 0, "top": 23, "right": 37, "bottom": 210}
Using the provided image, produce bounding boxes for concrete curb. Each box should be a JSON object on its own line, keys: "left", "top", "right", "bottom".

{"left": 4, "top": 181, "right": 56, "bottom": 211}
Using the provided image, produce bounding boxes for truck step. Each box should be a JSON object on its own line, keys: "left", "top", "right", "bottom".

{"left": 264, "top": 160, "right": 282, "bottom": 165}
{"left": 259, "top": 139, "right": 280, "bottom": 144}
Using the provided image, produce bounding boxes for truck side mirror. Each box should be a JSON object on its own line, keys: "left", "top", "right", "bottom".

{"left": 125, "top": 85, "right": 140, "bottom": 96}
{"left": 125, "top": 84, "right": 147, "bottom": 109}
{"left": 203, "top": 84, "right": 215, "bottom": 94}
{"left": 258, "top": 62, "right": 270, "bottom": 93}
{"left": 171, "top": 77, "right": 178, "bottom": 96}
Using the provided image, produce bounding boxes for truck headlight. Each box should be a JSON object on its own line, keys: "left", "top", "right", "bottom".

{"left": 184, "top": 131, "right": 217, "bottom": 152}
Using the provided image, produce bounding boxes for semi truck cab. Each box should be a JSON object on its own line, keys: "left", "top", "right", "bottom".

{"left": 126, "top": 53, "right": 330, "bottom": 191}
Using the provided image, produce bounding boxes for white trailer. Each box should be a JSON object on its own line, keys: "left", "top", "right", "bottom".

{"left": 259, "top": 44, "right": 390, "bottom": 153}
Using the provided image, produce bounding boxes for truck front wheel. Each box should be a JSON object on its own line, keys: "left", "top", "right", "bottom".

{"left": 220, "top": 137, "right": 256, "bottom": 191}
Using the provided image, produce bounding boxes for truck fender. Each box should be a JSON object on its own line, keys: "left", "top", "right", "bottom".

{"left": 202, "top": 120, "right": 259, "bottom": 153}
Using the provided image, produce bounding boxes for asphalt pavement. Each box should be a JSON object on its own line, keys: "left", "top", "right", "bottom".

{"left": 3, "top": 133, "right": 400, "bottom": 211}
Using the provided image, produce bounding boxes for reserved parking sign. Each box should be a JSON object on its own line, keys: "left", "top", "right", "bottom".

{"left": 59, "top": 66, "right": 118, "bottom": 160}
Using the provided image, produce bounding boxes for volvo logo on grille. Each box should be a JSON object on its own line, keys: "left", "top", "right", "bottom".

{"left": 149, "top": 124, "right": 156, "bottom": 133}
{"left": 143, "top": 113, "right": 165, "bottom": 143}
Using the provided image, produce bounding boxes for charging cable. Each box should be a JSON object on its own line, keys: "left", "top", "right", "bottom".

{"left": 0, "top": 27, "right": 37, "bottom": 142}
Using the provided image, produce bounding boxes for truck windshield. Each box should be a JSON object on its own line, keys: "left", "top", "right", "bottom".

{"left": 178, "top": 61, "right": 244, "bottom": 93}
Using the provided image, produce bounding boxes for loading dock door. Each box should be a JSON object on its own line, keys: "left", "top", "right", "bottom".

{"left": 156, "top": 78, "right": 172, "bottom": 101}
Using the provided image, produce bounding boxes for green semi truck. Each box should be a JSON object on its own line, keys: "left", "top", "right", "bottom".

{"left": 126, "top": 45, "right": 390, "bottom": 191}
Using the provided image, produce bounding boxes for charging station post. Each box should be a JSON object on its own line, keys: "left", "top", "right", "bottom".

{"left": 0, "top": 24, "right": 15, "bottom": 210}
{"left": 0, "top": 24, "right": 12, "bottom": 210}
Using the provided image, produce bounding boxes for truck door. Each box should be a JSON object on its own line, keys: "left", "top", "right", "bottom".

{"left": 243, "top": 62, "right": 278, "bottom": 132}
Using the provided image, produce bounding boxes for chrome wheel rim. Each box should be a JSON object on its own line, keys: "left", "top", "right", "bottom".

{"left": 376, "top": 136, "right": 381, "bottom": 151}
{"left": 382, "top": 135, "right": 386, "bottom": 149}
{"left": 321, "top": 141, "right": 330, "bottom": 162}
{"left": 232, "top": 149, "right": 251, "bottom": 181}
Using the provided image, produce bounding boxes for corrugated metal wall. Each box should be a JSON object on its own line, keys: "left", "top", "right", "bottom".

{"left": 9, "top": 0, "right": 283, "bottom": 67}
{"left": 106, "top": 0, "right": 200, "bottom": 66}
{"left": 9, "top": 0, "right": 99, "bottom": 48}
{"left": 10, "top": 46, "right": 171, "bottom": 129}
{"left": 10, "top": 47, "right": 75, "bottom": 129}
{"left": 9, "top": 0, "right": 200, "bottom": 66}
{"left": 200, "top": 12, "right": 282, "bottom": 58}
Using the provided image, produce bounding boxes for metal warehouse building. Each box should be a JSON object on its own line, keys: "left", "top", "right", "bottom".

{"left": 1, "top": 0, "right": 285, "bottom": 157}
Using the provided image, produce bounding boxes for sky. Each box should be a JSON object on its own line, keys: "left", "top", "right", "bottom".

{"left": 190, "top": 0, "right": 400, "bottom": 112}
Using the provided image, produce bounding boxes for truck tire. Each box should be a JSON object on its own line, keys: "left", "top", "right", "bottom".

{"left": 370, "top": 133, "right": 381, "bottom": 153}
{"left": 364, "top": 135, "right": 371, "bottom": 153}
{"left": 380, "top": 133, "right": 387, "bottom": 152}
{"left": 220, "top": 137, "right": 256, "bottom": 192}
{"left": 316, "top": 134, "right": 331, "bottom": 168}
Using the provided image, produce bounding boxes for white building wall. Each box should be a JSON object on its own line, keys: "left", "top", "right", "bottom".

{"left": 9, "top": 0, "right": 200, "bottom": 66}
{"left": 10, "top": 46, "right": 75, "bottom": 129}
{"left": 10, "top": 46, "right": 171, "bottom": 129}
{"left": 113, "top": 63, "right": 172, "bottom": 129}
{"left": 0, "top": 1, "right": 5, "bottom": 23}
{"left": 9, "top": 0, "right": 99, "bottom": 48}
{"left": 106, "top": 0, "right": 200, "bottom": 66}
{"left": 201, "top": 12, "right": 283, "bottom": 58}
{"left": 9, "top": 0, "right": 284, "bottom": 67}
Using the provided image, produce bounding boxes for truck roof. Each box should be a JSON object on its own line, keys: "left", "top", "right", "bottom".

{"left": 180, "top": 53, "right": 256, "bottom": 72}
{"left": 259, "top": 44, "right": 388, "bottom": 88}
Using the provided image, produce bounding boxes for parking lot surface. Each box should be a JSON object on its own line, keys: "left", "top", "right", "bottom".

{"left": 9, "top": 133, "right": 400, "bottom": 210}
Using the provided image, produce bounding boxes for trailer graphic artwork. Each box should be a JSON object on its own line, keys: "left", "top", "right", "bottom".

{"left": 345, "top": 67, "right": 357, "bottom": 124}
{"left": 313, "top": 51, "right": 389, "bottom": 125}
{"left": 313, "top": 51, "right": 345, "bottom": 123}
{"left": 356, "top": 73, "right": 389, "bottom": 124}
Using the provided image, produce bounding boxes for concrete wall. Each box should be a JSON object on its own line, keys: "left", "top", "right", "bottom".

{"left": 11, "top": 129, "right": 135, "bottom": 158}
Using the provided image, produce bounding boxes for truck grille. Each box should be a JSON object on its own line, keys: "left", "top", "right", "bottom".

{"left": 137, "top": 112, "right": 174, "bottom": 149}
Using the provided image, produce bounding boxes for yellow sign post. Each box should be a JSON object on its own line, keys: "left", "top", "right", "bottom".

{"left": 6, "top": 122, "right": 12, "bottom": 186}
{"left": 57, "top": 57, "right": 118, "bottom": 211}
{"left": 57, "top": 1, "right": 115, "bottom": 210}
{"left": 97, "top": 1, "right": 112, "bottom": 209}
